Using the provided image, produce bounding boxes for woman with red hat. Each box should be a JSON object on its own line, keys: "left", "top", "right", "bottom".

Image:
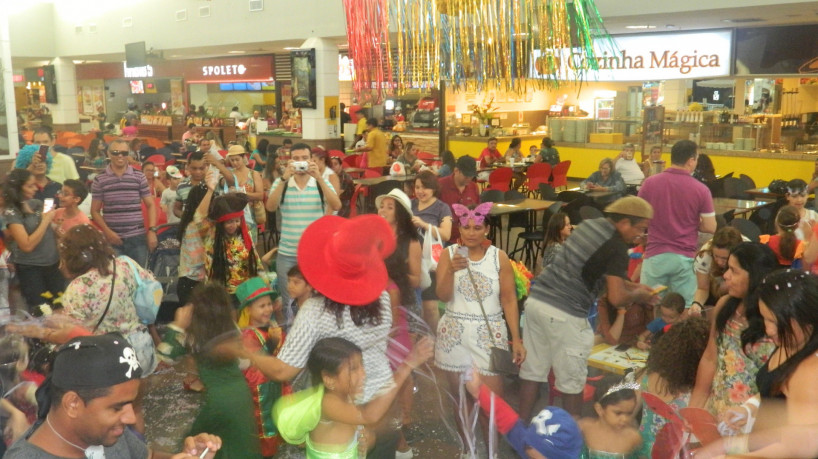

{"left": 244, "top": 213, "right": 415, "bottom": 457}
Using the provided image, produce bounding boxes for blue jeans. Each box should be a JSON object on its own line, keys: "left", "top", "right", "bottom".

{"left": 114, "top": 234, "right": 149, "bottom": 268}
{"left": 276, "top": 252, "right": 298, "bottom": 328}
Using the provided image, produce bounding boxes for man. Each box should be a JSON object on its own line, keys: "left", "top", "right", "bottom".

{"left": 5, "top": 333, "right": 221, "bottom": 458}
{"left": 614, "top": 143, "right": 645, "bottom": 184}
{"left": 517, "top": 196, "right": 657, "bottom": 418}
{"left": 91, "top": 138, "right": 157, "bottom": 267}
{"left": 638, "top": 139, "right": 716, "bottom": 312}
{"left": 353, "top": 108, "right": 368, "bottom": 145}
{"left": 247, "top": 110, "right": 261, "bottom": 149}
{"left": 277, "top": 139, "right": 293, "bottom": 158}
{"left": 266, "top": 143, "right": 341, "bottom": 324}
{"left": 438, "top": 155, "right": 479, "bottom": 244}
{"left": 354, "top": 118, "right": 387, "bottom": 168}
{"left": 33, "top": 128, "right": 80, "bottom": 185}
{"left": 339, "top": 102, "right": 351, "bottom": 133}
{"left": 228, "top": 106, "right": 242, "bottom": 122}
{"left": 173, "top": 151, "right": 207, "bottom": 218}
{"left": 95, "top": 105, "right": 107, "bottom": 131}
{"left": 477, "top": 137, "right": 502, "bottom": 169}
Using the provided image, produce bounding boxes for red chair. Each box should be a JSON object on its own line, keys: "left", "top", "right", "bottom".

{"left": 487, "top": 167, "right": 513, "bottom": 192}
{"left": 523, "top": 163, "right": 551, "bottom": 196}
{"left": 547, "top": 370, "right": 604, "bottom": 405}
{"left": 348, "top": 184, "right": 365, "bottom": 217}
{"left": 145, "top": 154, "right": 167, "bottom": 168}
{"left": 416, "top": 151, "right": 436, "bottom": 165}
{"left": 362, "top": 168, "right": 382, "bottom": 178}
{"left": 342, "top": 155, "right": 360, "bottom": 169}
{"left": 550, "top": 160, "right": 571, "bottom": 190}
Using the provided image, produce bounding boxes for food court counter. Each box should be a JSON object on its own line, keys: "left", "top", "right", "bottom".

{"left": 448, "top": 134, "right": 548, "bottom": 159}
{"left": 548, "top": 142, "right": 816, "bottom": 186}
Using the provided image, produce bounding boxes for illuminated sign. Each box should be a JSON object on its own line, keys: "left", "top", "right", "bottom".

{"left": 531, "top": 30, "right": 732, "bottom": 81}
{"left": 123, "top": 63, "right": 154, "bottom": 78}
{"left": 202, "top": 64, "right": 247, "bottom": 76}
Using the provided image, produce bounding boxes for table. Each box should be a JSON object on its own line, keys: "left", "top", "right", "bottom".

{"left": 745, "top": 187, "right": 784, "bottom": 200}
{"left": 489, "top": 199, "right": 558, "bottom": 264}
{"left": 587, "top": 343, "right": 648, "bottom": 375}
{"left": 713, "top": 197, "right": 774, "bottom": 217}
{"left": 353, "top": 174, "right": 416, "bottom": 186}
{"left": 343, "top": 167, "right": 366, "bottom": 178}
{"left": 490, "top": 198, "right": 556, "bottom": 216}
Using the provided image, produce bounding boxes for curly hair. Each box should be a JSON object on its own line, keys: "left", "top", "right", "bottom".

{"left": 638, "top": 316, "right": 709, "bottom": 396}
{"left": 58, "top": 224, "right": 115, "bottom": 278}
{"left": 324, "top": 296, "right": 382, "bottom": 329}
{"left": 15, "top": 144, "right": 53, "bottom": 173}
{"left": 2, "top": 169, "right": 32, "bottom": 212}
{"left": 187, "top": 282, "right": 239, "bottom": 358}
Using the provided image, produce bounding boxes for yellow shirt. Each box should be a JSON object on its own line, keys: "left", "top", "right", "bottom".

{"left": 365, "top": 128, "right": 388, "bottom": 167}
{"left": 356, "top": 117, "right": 368, "bottom": 136}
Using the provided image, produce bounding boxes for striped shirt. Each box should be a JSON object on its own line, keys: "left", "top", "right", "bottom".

{"left": 91, "top": 165, "right": 150, "bottom": 239}
{"left": 270, "top": 176, "right": 334, "bottom": 257}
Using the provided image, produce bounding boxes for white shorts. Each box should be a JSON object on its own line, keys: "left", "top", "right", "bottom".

{"left": 435, "top": 310, "right": 508, "bottom": 376}
{"left": 519, "top": 298, "right": 594, "bottom": 394}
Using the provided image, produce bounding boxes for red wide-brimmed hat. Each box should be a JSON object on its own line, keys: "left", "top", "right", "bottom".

{"left": 297, "top": 215, "right": 396, "bottom": 306}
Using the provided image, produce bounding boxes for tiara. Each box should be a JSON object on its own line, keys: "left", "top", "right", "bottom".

{"left": 602, "top": 381, "right": 640, "bottom": 399}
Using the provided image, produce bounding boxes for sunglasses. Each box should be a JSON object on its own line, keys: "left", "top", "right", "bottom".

{"left": 109, "top": 150, "right": 129, "bottom": 157}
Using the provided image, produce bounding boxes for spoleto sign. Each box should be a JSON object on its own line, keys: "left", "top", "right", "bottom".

{"left": 531, "top": 30, "right": 732, "bottom": 81}
{"left": 202, "top": 64, "right": 247, "bottom": 76}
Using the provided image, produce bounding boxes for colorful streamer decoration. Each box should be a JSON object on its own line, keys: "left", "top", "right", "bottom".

{"left": 343, "top": 0, "right": 614, "bottom": 97}
{"left": 509, "top": 260, "right": 533, "bottom": 300}
{"left": 342, "top": 0, "right": 393, "bottom": 102}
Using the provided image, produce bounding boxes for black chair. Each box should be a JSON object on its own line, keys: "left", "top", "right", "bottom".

{"left": 480, "top": 189, "right": 504, "bottom": 204}
{"left": 718, "top": 209, "right": 735, "bottom": 228}
{"left": 731, "top": 218, "right": 761, "bottom": 242}
{"left": 739, "top": 174, "right": 756, "bottom": 189}
{"left": 481, "top": 189, "right": 505, "bottom": 246}
{"left": 504, "top": 190, "right": 528, "bottom": 250}
{"left": 538, "top": 183, "right": 559, "bottom": 200}
{"left": 723, "top": 177, "right": 751, "bottom": 200}
{"left": 511, "top": 201, "right": 564, "bottom": 268}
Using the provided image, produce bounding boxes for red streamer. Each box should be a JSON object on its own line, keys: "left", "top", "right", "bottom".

{"left": 342, "top": 0, "right": 393, "bottom": 102}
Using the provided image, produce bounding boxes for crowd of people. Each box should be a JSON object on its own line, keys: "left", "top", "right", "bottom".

{"left": 0, "top": 126, "right": 817, "bottom": 459}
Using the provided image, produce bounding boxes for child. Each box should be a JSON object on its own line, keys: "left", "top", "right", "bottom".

{"left": 235, "top": 276, "right": 285, "bottom": 458}
{"left": 286, "top": 264, "right": 314, "bottom": 327}
{"left": 579, "top": 381, "right": 642, "bottom": 458}
{"left": 161, "top": 165, "right": 184, "bottom": 225}
{"left": 51, "top": 179, "right": 90, "bottom": 237}
{"left": 759, "top": 205, "right": 804, "bottom": 268}
{"left": 158, "top": 282, "right": 262, "bottom": 458}
{"left": 785, "top": 179, "right": 818, "bottom": 240}
{"left": 636, "top": 292, "right": 685, "bottom": 350}
{"left": 273, "top": 336, "right": 432, "bottom": 458}
{"left": 464, "top": 369, "right": 582, "bottom": 458}
{"left": 630, "top": 317, "right": 709, "bottom": 458}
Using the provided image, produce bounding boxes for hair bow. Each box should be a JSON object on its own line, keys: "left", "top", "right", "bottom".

{"left": 452, "top": 202, "right": 493, "bottom": 227}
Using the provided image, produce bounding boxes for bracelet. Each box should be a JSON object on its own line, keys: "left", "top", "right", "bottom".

{"left": 691, "top": 301, "right": 703, "bottom": 309}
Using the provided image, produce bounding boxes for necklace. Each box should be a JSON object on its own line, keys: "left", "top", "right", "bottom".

{"left": 46, "top": 415, "right": 86, "bottom": 452}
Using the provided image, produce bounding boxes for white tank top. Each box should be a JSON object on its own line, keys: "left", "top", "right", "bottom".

{"left": 446, "top": 245, "right": 503, "bottom": 315}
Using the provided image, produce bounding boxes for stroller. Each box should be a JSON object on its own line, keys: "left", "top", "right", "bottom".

{"left": 147, "top": 223, "right": 181, "bottom": 323}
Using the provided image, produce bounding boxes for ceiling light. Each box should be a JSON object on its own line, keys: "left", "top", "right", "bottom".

{"left": 228, "top": 50, "right": 246, "bottom": 54}
{"left": 625, "top": 25, "right": 656, "bottom": 30}
{"left": 283, "top": 47, "right": 300, "bottom": 50}
{"left": 721, "top": 18, "right": 763, "bottom": 23}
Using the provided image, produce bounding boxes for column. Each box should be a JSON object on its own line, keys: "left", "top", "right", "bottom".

{"left": 298, "top": 37, "right": 341, "bottom": 148}
{"left": 0, "top": 5, "right": 18, "bottom": 156}
{"left": 48, "top": 57, "right": 80, "bottom": 132}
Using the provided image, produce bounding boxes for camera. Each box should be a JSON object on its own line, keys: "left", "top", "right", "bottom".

{"left": 293, "top": 161, "right": 309, "bottom": 172}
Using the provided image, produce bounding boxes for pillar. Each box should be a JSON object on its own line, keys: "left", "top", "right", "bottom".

{"left": 298, "top": 37, "right": 342, "bottom": 149}
{"left": 0, "top": 5, "right": 18, "bottom": 156}
{"left": 48, "top": 57, "right": 81, "bottom": 132}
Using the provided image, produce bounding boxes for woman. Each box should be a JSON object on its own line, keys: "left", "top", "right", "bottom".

{"left": 1, "top": 168, "right": 63, "bottom": 311}
{"left": 244, "top": 214, "right": 404, "bottom": 458}
{"left": 536, "top": 137, "right": 560, "bottom": 166}
{"left": 389, "top": 134, "right": 404, "bottom": 161}
{"left": 437, "top": 150, "right": 456, "bottom": 177}
{"left": 376, "top": 189, "right": 422, "bottom": 458}
{"left": 435, "top": 202, "right": 525, "bottom": 445}
{"left": 542, "top": 211, "right": 571, "bottom": 269}
{"left": 693, "top": 227, "right": 745, "bottom": 309}
{"left": 641, "top": 145, "right": 665, "bottom": 177}
{"left": 580, "top": 158, "right": 625, "bottom": 200}
{"left": 503, "top": 137, "right": 523, "bottom": 162}
{"left": 329, "top": 155, "right": 355, "bottom": 217}
{"left": 141, "top": 160, "right": 166, "bottom": 198}
{"left": 411, "top": 171, "right": 453, "bottom": 331}
{"left": 251, "top": 138, "right": 269, "bottom": 173}
{"left": 226, "top": 144, "right": 264, "bottom": 239}
{"left": 261, "top": 144, "right": 281, "bottom": 193}
{"left": 15, "top": 145, "right": 61, "bottom": 203}
{"left": 694, "top": 270, "right": 818, "bottom": 458}
{"left": 85, "top": 138, "right": 107, "bottom": 168}
{"left": 690, "top": 242, "right": 777, "bottom": 434}
{"left": 311, "top": 148, "right": 342, "bottom": 196}
{"left": 396, "top": 142, "right": 422, "bottom": 173}
{"left": 693, "top": 153, "right": 717, "bottom": 183}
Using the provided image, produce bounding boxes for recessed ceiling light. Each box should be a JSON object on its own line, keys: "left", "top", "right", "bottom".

{"left": 625, "top": 25, "right": 656, "bottom": 29}
{"left": 228, "top": 50, "right": 246, "bottom": 54}
{"left": 283, "top": 47, "right": 300, "bottom": 50}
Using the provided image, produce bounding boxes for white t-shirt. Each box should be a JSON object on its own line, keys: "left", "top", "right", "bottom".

{"left": 796, "top": 208, "right": 818, "bottom": 240}
{"left": 161, "top": 188, "right": 180, "bottom": 224}
{"left": 615, "top": 157, "right": 645, "bottom": 184}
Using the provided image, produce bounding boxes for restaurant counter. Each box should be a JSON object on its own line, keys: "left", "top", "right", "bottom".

{"left": 548, "top": 142, "right": 816, "bottom": 186}
{"left": 448, "top": 134, "right": 548, "bottom": 158}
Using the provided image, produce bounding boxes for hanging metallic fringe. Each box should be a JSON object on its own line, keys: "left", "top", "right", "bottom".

{"left": 389, "top": 0, "right": 614, "bottom": 95}
{"left": 342, "top": 0, "right": 392, "bottom": 102}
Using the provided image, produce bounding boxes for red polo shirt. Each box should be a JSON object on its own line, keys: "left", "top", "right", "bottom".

{"left": 438, "top": 175, "right": 480, "bottom": 243}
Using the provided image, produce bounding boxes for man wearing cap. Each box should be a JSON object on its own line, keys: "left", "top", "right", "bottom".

{"left": 438, "top": 155, "right": 480, "bottom": 244}
{"left": 267, "top": 143, "right": 341, "bottom": 321}
{"left": 91, "top": 138, "right": 157, "bottom": 267}
{"left": 518, "top": 196, "right": 658, "bottom": 418}
{"left": 638, "top": 139, "right": 716, "bottom": 313}
{"left": 160, "top": 165, "right": 184, "bottom": 225}
{"left": 6, "top": 333, "right": 222, "bottom": 459}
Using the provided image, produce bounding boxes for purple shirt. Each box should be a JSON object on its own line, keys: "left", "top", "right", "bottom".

{"left": 91, "top": 165, "right": 150, "bottom": 239}
{"left": 638, "top": 167, "right": 714, "bottom": 258}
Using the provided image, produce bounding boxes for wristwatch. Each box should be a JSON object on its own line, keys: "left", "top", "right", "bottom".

{"left": 148, "top": 226, "right": 158, "bottom": 232}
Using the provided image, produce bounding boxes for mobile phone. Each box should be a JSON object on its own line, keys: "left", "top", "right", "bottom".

{"left": 615, "top": 343, "right": 630, "bottom": 352}
{"left": 457, "top": 245, "right": 468, "bottom": 258}
{"left": 43, "top": 198, "right": 55, "bottom": 213}
{"left": 38, "top": 145, "right": 49, "bottom": 161}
